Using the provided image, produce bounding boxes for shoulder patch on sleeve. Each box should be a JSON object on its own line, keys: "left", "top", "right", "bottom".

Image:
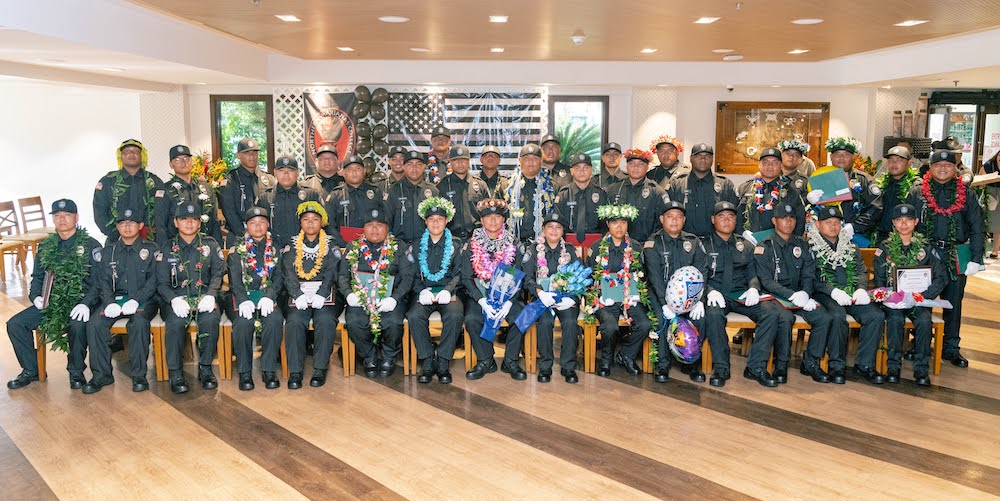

{"left": 874, "top": 248, "right": 882, "bottom": 256}
{"left": 644, "top": 240, "right": 654, "bottom": 249}
{"left": 92, "top": 248, "right": 102, "bottom": 262}
{"left": 155, "top": 190, "right": 165, "bottom": 198}
{"left": 95, "top": 181, "right": 103, "bottom": 190}
{"left": 754, "top": 246, "right": 765, "bottom": 255}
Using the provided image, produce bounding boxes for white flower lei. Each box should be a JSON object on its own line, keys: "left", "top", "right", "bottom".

{"left": 807, "top": 224, "right": 854, "bottom": 269}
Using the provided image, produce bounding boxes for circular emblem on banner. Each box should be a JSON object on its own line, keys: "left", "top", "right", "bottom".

{"left": 139, "top": 248, "right": 149, "bottom": 260}
{"left": 424, "top": 189, "right": 432, "bottom": 198}
{"left": 592, "top": 192, "right": 600, "bottom": 203}
{"left": 683, "top": 240, "right": 693, "bottom": 252}
{"left": 736, "top": 241, "right": 744, "bottom": 252}
{"left": 869, "top": 184, "right": 881, "bottom": 196}
{"left": 308, "top": 106, "right": 355, "bottom": 167}
{"left": 793, "top": 246, "right": 802, "bottom": 258}
{"left": 367, "top": 189, "right": 374, "bottom": 200}
{"left": 298, "top": 190, "right": 307, "bottom": 201}
{"left": 917, "top": 248, "right": 926, "bottom": 261}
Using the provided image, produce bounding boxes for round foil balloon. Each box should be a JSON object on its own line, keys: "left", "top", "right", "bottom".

{"left": 362, "top": 157, "right": 377, "bottom": 175}
{"left": 354, "top": 85, "right": 371, "bottom": 103}
{"left": 355, "top": 121, "right": 372, "bottom": 139}
{"left": 371, "top": 87, "right": 390, "bottom": 104}
{"left": 370, "top": 105, "right": 386, "bottom": 121}
{"left": 356, "top": 138, "right": 372, "bottom": 155}
{"left": 373, "top": 139, "right": 389, "bottom": 156}
{"left": 372, "top": 123, "right": 388, "bottom": 139}
{"left": 665, "top": 265, "right": 705, "bottom": 314}
{"left": 667, "top": 316, "right": 701, "bottom": 363}
{"left": 352, "top": 103, "right": 370, "bottom": 119}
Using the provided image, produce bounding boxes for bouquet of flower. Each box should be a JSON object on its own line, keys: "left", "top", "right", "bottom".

{"left": 480, "top": 265, "right": 524, "bottom": 342}
{"left": 513, "top": 262, "right": 592, "bottom": 333}
{"left": 853, "top": 155, "right": 882, "bottom": 178}
{"left": 193, "top": 150, "right": 231, "bottom": 189}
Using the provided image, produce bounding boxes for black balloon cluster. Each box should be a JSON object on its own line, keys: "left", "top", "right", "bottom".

{"left": 352, "top": 85, "right": 390, "bottom": 172}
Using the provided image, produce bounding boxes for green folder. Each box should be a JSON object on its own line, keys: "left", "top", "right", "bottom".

{"left": 752, "top": 228, "right": 774, "bottom": 244}
{"left": 248, "top": 290, "right": 264, "bottom": 305}
{"left": 600, "top": 276, "right": 638, "bottom": 303}
{"left": 808, "top": 166, "right": 853, "bottom": 204}
{"left": 429, "top": 286, "right": 456, "bottom": 302}
{"left": 723, "top": 290, "right": 797, "bottom": 309}
{"left": 955, "top": 244, "right": 975, "bottom": 276}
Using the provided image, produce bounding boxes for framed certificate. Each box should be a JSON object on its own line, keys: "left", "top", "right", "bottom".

{"left": 895, "top": 266, "right": 932, "bottom": 293}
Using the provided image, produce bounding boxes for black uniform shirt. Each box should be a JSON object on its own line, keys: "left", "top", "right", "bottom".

{"left": 93, "top": 168, "right": 170, "bottom": 245}
{"left": 387, "top": 179, "right": 439, "bottom": 245}
{"left": 325, "top": 182, "right": 386, "bottom": 247}
{"left": 554, "top": 182, "right": 608, "bottom": 236}
{"left": 165, "top": 175, "right": 222, "bottom": 242}
{"left": 701, "top": 232, "right": 760, "bottom": 295}
{"left": 753, "top": 233, "right": 816, "bottom": 300}
{"left": 227, "top": 236, "right": 284, "bottom": 304}
{"left": 98, "top": 238, "right": 159, "bottom": 306}
{"left": 668, "top": 172, "right": 738, "bottom": 237}
{"left": 220, "top": 166, "right": 276, "bottom": 236}
{"left": 607, "top": 178, "right": 668, "bottom": 242}
{"left": 156, "top": 235, "right": 225, "bottom": 301}
{"left": 642, "top": 229, "right": 706, "bottom": 309}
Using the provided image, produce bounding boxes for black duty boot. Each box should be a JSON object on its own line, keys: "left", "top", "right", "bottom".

{"left": 198, "top": 365, "right": 218, "bottom": 389}
{"left": 310, "top": 369, "right": 327, "bottom": 387}
{"left": 500, "top": 360, "right": 527, "bottom": 380}
{"left": 6, "top": 371, "right": 39, "bottom": 390}
{"left": 239, "top": 372, "right": 255, "bottom": 391}
{"left": 417, "top": 357, "right": 437, "bottom": 384}
{"left": 262, "top": 371, "right": 280, "bottom": 389}
{"left": 169, "top": 371, "right": 190, "bottom": 394}
{"left": 466, "top": 359, "right": 498, "bottom": 380}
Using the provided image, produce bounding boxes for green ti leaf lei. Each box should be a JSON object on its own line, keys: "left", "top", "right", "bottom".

{"left": 108, "top": 169, "right": 158, "bottom": 241}
{"left": 37, "top": 228, "right": 92, "bottom": 353}
{"left": 877, "top": 168, "right": 918, "bottom": 206}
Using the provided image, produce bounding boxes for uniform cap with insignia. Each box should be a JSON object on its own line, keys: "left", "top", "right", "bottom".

{"left": 244, "top": 206, "right": 270, "bottom": 221}
{"left": 929, "top": 150, "right": 957, "bottom": 164}
{"left": 405, "top": 150, "right": 428, "bottom": 163}
{"left": 274, "top": 156, "right": 299, "bottom": 170}
{"left": 316, "top": 143, "right": 338, "bottom": 156}
{"left": 540, "top": 134, "right": 561, "bottom": 146}
{"left": 49, "top": 199, "right": 78, "bottom": 214}
{"left": 712, "top": 201, "right": 736, "bottom": 216}
{"left": 571, "top": 153, "right": 593, "bottom": 167}
{"left": 169, "top": 145, "right": 191, "bottom": 161}
{"left": 690, "top": 143, "right": 714, "bottom": 155}
{"left": 758, "top": 147, "right": 782, "bottom": 161}
{"left": 430, "top": 125, "right": 451, "bottom": 138}
{"left": 774, "top": 199, "right": 797, "bottom": 218}
{"left": 449, "top": 145, "right": 471, "bottom": 160}
{"left": 388, "top": 145, "right": 407, "bottom": 158}
{"left": 884, "top": 145, "right": 911, "bottom": 160}
{"left": 342, "top": 155, "right": 365, "bottom": 169}
{"left": 236, "top": 138, "right": 260, "bottom": 153}
{"left": 890, "top": 203, "right": 917, "bottom": 220}
{"left": 602, "top": 142, "right": 622, "bottom": 154}
{"left": 476, "top": 198, "right": 509, "bottom": 217}
{"left": 541, "top": 210, "right": 564, "bottom": 228}
{"left": 117, "top": 207, "right": 143, "bottom": 223}
{"left": 363, "top": 207, "right": 390, "bottom": 225}
{"left": 660, "top": 199, "right": 686, "bottom": 215}
{"left": 816, "top": 205, "right": 844, "bottom": 221}
{"left": 519, "top": 143, "right": 542, "bottom": 157}
{"left": 480, "top": 144, "right": 501, "bottom": 158}
{"left": 175, "top": 204, "right": 200, "bottom": 218}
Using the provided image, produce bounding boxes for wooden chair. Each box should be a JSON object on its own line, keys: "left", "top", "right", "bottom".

{"left": 462, "top": 320, "right": 524, "bottom": 372}
{"left": 18, "top": 196, "right": 54, "bottom": 234}
{"left": 1, "top": 199, "right": 48, "bottom": 263}
{"left": 402, "top": 312, "right": 469, "bottom": 375}
{"left": 279, "top": 315, "right": 353, "bottom": 378}
{"left": 0, "top": 240, "right": 27, "bottom": 278}
{"left": 0, "top": 201, "right": 18, "bottom": 236}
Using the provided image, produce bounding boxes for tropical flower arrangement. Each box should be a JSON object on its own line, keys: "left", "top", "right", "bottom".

{"left": 193, "top": 150, "right": 231, "bottom": 189}
{"left": 853, "top": 155, "right": 883, "bottom": 178}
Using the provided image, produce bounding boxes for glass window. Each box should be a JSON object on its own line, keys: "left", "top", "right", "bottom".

{"left": 548, "top": 96, "right": 609, "bottom": 174}
{"left": 210, "top": 95, "right": 274, "bottom": 170}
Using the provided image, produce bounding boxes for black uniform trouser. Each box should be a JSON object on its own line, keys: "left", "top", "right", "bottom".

{"left": 232, "top": 310, "right": 284, "bottom": 375}
{"left": 7, "top": 306, "right": 89, "bottom": 376}
{"left": 595, "top": 304, "right": 650, "bottom": 365}
{"left": 346, "top": 300, "right": 407, "bottom": 363}
{"left": 654, "top": 310, "right": 704, "bottom": 371}
{"left": 87, "top": 306, "right": 156, "bottom": 380}
{"left": 285, "top": 303, "right": 341, "bottom": 373}
{"left": 886, "top": 307, "right": 932, "bottom": 374}
{"left": 406, "top": 299, "right": 465, "bottom": 363}
{"left": 463, "top": 299, "right": 525, "bottom": 364}
{"left": 706, "top": 297, "right": 783, "bottom": 372}
{"left": 815, "top": 295, "right": 885, "bottom": 370}
{"left": 536, "top": 306, "right": 581, "bottom": 371}
{"left": 164, "top": 307, "right": 221, "bottom": 372}
{"left": 795, "top": 301, "right": 835, "bottom": 369}
{"left": 940, "top": 275, "right": 967, "bottom": 356}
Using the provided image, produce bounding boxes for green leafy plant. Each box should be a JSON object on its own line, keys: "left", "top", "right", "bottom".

{"left": 219, "top": 101, "right": 269, "bottom": 169}
{"left": 555, "top": 120, "right": 601, "bottom": 172}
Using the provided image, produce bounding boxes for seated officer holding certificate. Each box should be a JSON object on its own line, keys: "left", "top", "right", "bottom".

{"left": 874, "top": 204, "right": 948, "bottom": 386}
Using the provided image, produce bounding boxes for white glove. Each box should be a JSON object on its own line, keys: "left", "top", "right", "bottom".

{"left": 803, "top": 299, "right": 819, "bottom": 311}
{"left": 661, "top": 305, "right": 676, "bottom": 320}
{"left": 238, "top": 300, "right": 255, "bottom": 320}
{"left": 852, "top": 288, "right": 870, "bottom": 305}
{"left": 121, "top": 299, "right": 140, "bottom": 316}
{"left": 436, "top": 289, "right": 451, "bottom": 304}
{"left": 104, "top": 303, "right": 122, "bottom": 318}
{"left": 600, "top": 297, "right": 616, "bottom": 306}
{"left": 496, "top": 300, "right": 513, "bottom": 320}
{"left": 170, "top": 297, "right": 190, "bottom": 318}
{"left": 689, "top": 301, "right": 705, "bottom": 320}
{"left": 555, "top": 297, "right": 575, "bottom": 310}
{"left": 741, "top": 230, "right": 758, "bottom": 246}
{"left": 478, "top": 298, "right": 497, "bottom": 318}
{"left": 258, "top": 297, "right": 275, "bottom": 317}
{"left": 294, "top": 294, "right": 310, "bottom": 310}
{"left": 739, "top": 288, "right": 760, "bottom": 306}
{"left": 418, "top": 289, "right": 434, "bottom": 305}
{"left": 831, "top": 288, "right": 853, "bottom": 306}
{"left": 625, "top": 295, "right": 639, "bottom": 307}
{"left": 789, "top": 290, "right": 810, "bottom": 308}
{"left": 806, "top": 189, "right": 824, "bottom": 205}
{"left": 706, "top": 290, "right": 725, "bottom": 308}
{"left": 310, "top": 294, "right": 326, "bottom": 309}
{"left": 842, "top": 223, "right": 855, "bottom": 240}
{"left": 70, "top": 304, "right": 90, "bottom": 322}
{"left": 538, "top": 290, "right": 557, "bottom": 307}
{"left": 347, "top": 293, "right": 361, "bottom": 307}
{"left": 965, "top": 262, "right": 981, "bottom": 277}
{"left": 33, "top": 296, "right": 44, "bottom": 310}
{"left": 197, "top": 295, "right": 216, "bottom": 313}
{"left": 377, "top": 297, "right": 397, "bottom": 313}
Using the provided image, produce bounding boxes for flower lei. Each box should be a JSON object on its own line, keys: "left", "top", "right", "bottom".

{"left": 293, "top": 229, "right": 329, "bottom": 280}
{"left": 108, "top": 169, "right": 157, "bottom": 240}
{"left": 234, "top": 232, "right": 275, "bottom": 337}
{"left": 878, "top": 168, "right": 918, "bottom": 206}
{"left": 171, "top": 235, "right": 212, "bottom": 344}
{"left": 808, "top": 226, "right": 858, "bottom": 293}
{"left": 346, "top": 236, "right": 397, "bottom": 342}
{"left": 37, "top": 228, "right": 92, "bottom": 353}
{"left": 625, "top": 148, "right": 654, "bottom": 162}
{"left": 505, "top": 168, "right": 554, "bottom": 239}
{"left": 582, "top": 234, "right": 655, "bottom": 326}
{"left": 427, "top": 151, "right": 451, "bottom": 184}
{"left": 535, "top": 237, "right": 571, "bottom": 279}
{"left": 168, "top": 176, "right": 215, "bottom": 224}
{"left": 469, "top": 226, "right": 517, "bottom": 281}
{"left": 751, "top": 173, "right": 784, "bottom": 213}
{"left": 920, "top": 172, "right": 966, "bottom": 278}
{"left": 885, "top": 231, "right": 927, "bottom": 288}
{"left": 419, "top": 229, "right": 453, "bottom": 282}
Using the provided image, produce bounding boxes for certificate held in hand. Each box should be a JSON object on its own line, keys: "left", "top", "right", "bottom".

{"left": 808, "top": 166, "right": 853, "bottom": 204}
{"left": 600, "top": 275, "right": 638, "bottom": 303}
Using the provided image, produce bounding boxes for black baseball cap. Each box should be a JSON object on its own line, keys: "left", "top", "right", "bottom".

{"left": 713, "top": 201, "right": 736, "bottom": 216}
{"left": 602, "top": 142, "right": 622, "bottom": 154}
{"left": 342, "top": 155, "right": 365, "bottom": 169}
{"left": 661, "top": 200, "right": 686, "bottom": 215}
{"left": 244, "top": 206, "right": 269, "bottom": 221}
{"left": 758, "top": 147, "right": 782, "bottom": 161}
{"left": 49, "top": 199, "right": 78, "bottom": 214}
{"left": 519, "top": 143, "right": 542, "bottom": 157}
{"left": 891, "top": 204, "right": 917, "bottom": 219}
{"left": 430, "top": 125, "right": 451, "bottom": 138}
{"left": 316, "top": 143, "right": 338, "bottom": 156}
{"left": 690, "top": 143, "right": 714, "bottom": 155}
{"left": 570, "top": 153, "right": 593, "bottom": 167}
{"left": 169, "top": 145, "right": 191, "bottom": 161}
{"left": 929, "top": 150, "right": 957, "bottom": 164}
{"left": 404, "top": 150, "right": 427, "bottom": 163}
{"left": 175, "top": 203, "right": 200, "bottom": 219}
{"left": 274, "top": 156, "right": 298, "bottom": 170}
{"left": 816, "top": 205, "right": 844, "bottom": 221}
{"left": 540, "top": 134, "right": 560, "bottom": 146}
{"left": 236, "top": 138, "right": 260, "bottom": 153}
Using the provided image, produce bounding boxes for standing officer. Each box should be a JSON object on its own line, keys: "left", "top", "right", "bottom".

{"left": 874, "top": 146, "right": 920, "bottom": 243}
{"left": 256, "top": 156, "right": 320, "bottom": 249}
{"left": 93, "top": 139, "right": 170, "bottom": 246}
{"left": 593, "top": 142, "right": 627, "bottom": 191}
{"left": 427, "top": 125, "right": 452, "bottom": 184}
{"left": 806, "top": 137, "right": 883, "bottom": 243}
{"left": 6, "top": 199, "right": 101, "bottom": 390}
{"left": 646, "top": 135, "right": 690, "bottom": 187}
{"left": 326, "top": 155, "right": 386, "bottom": 247}
{"left": 388, "top": 150, "right": 440, "bottom": 246}
{"left": 607, "top": 148, "right": 668, "bottom": 243}
{"left": 157, "top": 204, "right": 226, "bottom": 394}
{"left": 220, "top": 137, "right": 276, "bottom": 246}
{"left": 643, "top": 201, "right": 708, "bottom": 383}
{"left": 554, "top": 153, "right": 608, "bottom": 243}
{"left": 303, "top": 143, "right": 344, "bottom": 201}
{"left": 736, "top": 147, "right": 805, "bottom": 243}
{"left": 753, "top": 200, "right": 833, "bottom": 384}
{"left": 369, "top": 145, "right": 408, "bottom": 193}
{"left": 906, "top": 149, "right": 984, "bottom": 368}
{"left": 83, "top": 207, "right": 160, "bottom": 394}
{"left": 164, "top": 145, "right": 222, "bottom": 242}
{"left": 505, "top": 143, "right": 556, "bottom": 243}
{"left": 229, "top": 207, "right": 284, "bottom": 390}
{"left": 701, "top": 201, "right": 783, "bottom": 387}
{"left": 540, "top": 134, "right": 573, "bottom": 191}
{"left": 473, "top": 144, "right": 509, "bottom": 199}
{"left": 438, "top": 145, "right": 489, "bottom": 240}
{"left": 667, "top": 143, "right": 738, "bottom": 237}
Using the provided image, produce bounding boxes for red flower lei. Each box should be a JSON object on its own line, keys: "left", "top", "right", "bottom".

{"left": 920, "top": 171, "right": 966, "bottom": 216}
{"left": 753, "top": 173, "right": 782, "bottom": 213}
{"left": 360, "top": 238, "right": 390, "bottom": 271}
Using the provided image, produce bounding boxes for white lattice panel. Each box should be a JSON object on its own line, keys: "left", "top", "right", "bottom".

{"left": 273, "top": 87, "right": 305, "bottom": 172}
{"left": 139, "top": 87, "right": 186, "bottom": 179}
{"left": 872, "top": 88, "right": 926, "bottom": 152}
{"left": 631, "top": 87, "right": 678, "bottom": 164}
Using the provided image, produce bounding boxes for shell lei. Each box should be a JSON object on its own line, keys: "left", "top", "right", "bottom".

{"left": 808, "top": 226, "right": 858, "bottom": 293}
{"left": 347, "top": 236, "right": 396, "bottom": 343}
{"left": 535, "top": 237, "right": 571, "bottom": 280}
{"left": 294, "top": 230, "right": 329, "bottom": 280}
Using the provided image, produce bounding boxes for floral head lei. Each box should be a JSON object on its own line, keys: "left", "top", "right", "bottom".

{"left": 296, "top": 201, "right": 328, "bottom": 226}
{"left": 624, "top": 149, "right": 653, "bottom": 163}
{"left": 824, "top": 137, "right": 861, "bottom": 154}
{"left": 777, "top": 139, "right": 810, "bottom": 154}
{"left": 649, "top": 135, "right": 685, "bottom": 153}
{"left": 116, "top": 139, "right": 148, "bottom": 168}
{"left": 476, "top": 197, "right": 509, "bottom": 217}
{"left": 597, "top": 204, "right": 638, "bottom": 221}
{"left": 418, "top": 196, "right": 456, "bottom": 222}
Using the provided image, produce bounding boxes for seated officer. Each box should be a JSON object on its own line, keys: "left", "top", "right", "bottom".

{"left": 407, "top": 197, "right": 464, "bottom": 384}
{"left": 874, "top": 204, "right": 948, "bottom": 386}
{"left": 282, "top": 202, "right": 342, "bottom": 389}
{"left": 229, "top": 207, "right": 284, "bottom": 390}
{"left": 84, "top": 207, "right": 160, "bottom": 394}
{"left": 643, "top": 200, "right": 708, "bottom": 383}
{"left": 157, "top": 204, "right": 226, "bottom": 393}
{"left": 522, "top": 211, "right": 582, "bottom": 384}
{"left": 701, "top": 201, "right": 784, "bottom": 387}
{"left": 809, "top": 206, "right": 886, "bottom": 385}
{"left": 340, "top": 207, "right": 413, "bottom": 378}
{"left": 6, "top": 199, "right": 101, "bottom": 390}
{"left": 586, "top": 204, "right": 652, "bottom": 377}
{"left": 753, "top": 199, "right": 833, "bottom": 384}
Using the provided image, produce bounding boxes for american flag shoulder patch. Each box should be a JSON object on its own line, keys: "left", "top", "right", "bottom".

{"left": 754, "top": 246, "right": 765, "bottom": 255}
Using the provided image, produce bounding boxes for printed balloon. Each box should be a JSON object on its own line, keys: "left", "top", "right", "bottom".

{"left": 667, "top": 316, "right": 701, "bottom": 363}
{"left": 664, "top": 265, "right": 705, "bottom": 314}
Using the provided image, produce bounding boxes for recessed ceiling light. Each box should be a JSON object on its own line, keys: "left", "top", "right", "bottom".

{"left": 489, "top": 15, "right": 508, "bottom": 23}
{"left": 787, "top": 49, "right": 810, "bottom": 54}
{"left": 337, "top": 47, "right": 354, "bottom": 52}
{"left": 102, "top": 67, "right": 124, "bottom": 72}
{"left": 275, "top": 15, "right": 301, "bottom": 22}
{"left": 491, "top": 47, "right": 505, "bottom": 53}
{"left": 410, "top": 47, "right": 430, "bottom": 52}
{"left": 791, "top": 18, "right": 824, "bottom": 25}
{"left": 722, "top": 54, "right": 743, "bottom": 61}
{"left": 39, "top": 58, "right": 65, "bottom": 63}
{"left": 379, "top": 16, "right": 410, "bottom": 23}
{"left": 712, "top": 48, "right": 734, "bottom": 53}
{"left": 771, "top": 85, "right": 782, "bottom": 88}
{"left": 694, "top": 17, "right": 720, "bottom": 24}
{"left": 194, "top": 82, "right": 206, "bottom": 85}
{"left": 640, "top": 48, "right": 658, "bottom": 54}
{"left": 894, "top": 20, "right": 928, "bottom": 27}
{"left": 881, "top": 85, "right": 893, "bottom": 89}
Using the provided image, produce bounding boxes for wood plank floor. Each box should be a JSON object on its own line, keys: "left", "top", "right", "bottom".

{"left": 2, "top": 262, "right": 999, "bottom": 499}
